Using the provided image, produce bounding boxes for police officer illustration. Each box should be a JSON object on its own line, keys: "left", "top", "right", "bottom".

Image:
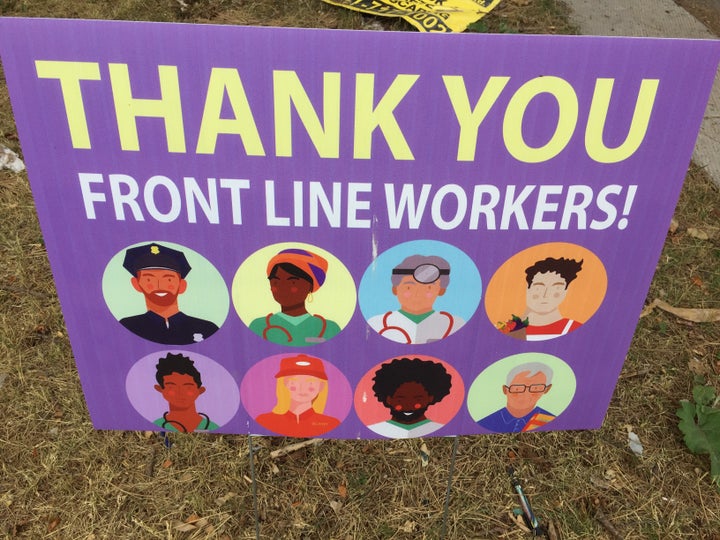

{"left": 119, "top": 243, "right": 219, "bottom": 345}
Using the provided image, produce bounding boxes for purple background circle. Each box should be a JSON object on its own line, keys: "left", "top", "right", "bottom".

{"left": 126, "top": 350, "right": 241, "bottom": 427}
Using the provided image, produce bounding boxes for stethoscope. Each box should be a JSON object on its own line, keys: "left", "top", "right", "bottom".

{"left": 262, "top": 313, "right": 327, "bottom": 343}
{"left": 159, "top": 412, "right": 212, "bottom": 433}
{"left": 381, "top": 263, "right": 454, "bottom": 343}
{"left": 378, "top": 310, "right": 454, "bottom": 344}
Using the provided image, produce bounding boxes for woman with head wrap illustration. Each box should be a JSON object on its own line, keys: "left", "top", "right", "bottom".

{"left": 249, "top": 249, "right": 341, "bottom": 346}
{"left": 255, "top": 354, "right": 341, "bottom": 437}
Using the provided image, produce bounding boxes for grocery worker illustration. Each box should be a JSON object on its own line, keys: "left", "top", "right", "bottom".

{"left": 255, "top": 354, "right": 341, "bottom": 437}
{"left": 120, "top": 243, "right": 219, "bottom": 345}
{"left": 367, "top": 255, "right": 464, "bottom": 344}
{"left": 249, "top": 249, "right": 341, "bottom": 346}
{"left": 522, "top": 257, "right": 584, "bottom": 340}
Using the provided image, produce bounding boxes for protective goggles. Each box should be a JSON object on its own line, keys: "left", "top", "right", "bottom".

{"left": 392, "top": 264, "right": 449, "bottom": 284}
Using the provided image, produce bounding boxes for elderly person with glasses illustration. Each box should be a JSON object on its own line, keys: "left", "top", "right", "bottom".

{"left": 477, "top": 362, "right": 556, "bottom": 433}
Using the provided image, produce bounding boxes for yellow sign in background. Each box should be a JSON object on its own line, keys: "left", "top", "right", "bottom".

{"left": 322, "top": 0, "right": 502, "bottom": 32}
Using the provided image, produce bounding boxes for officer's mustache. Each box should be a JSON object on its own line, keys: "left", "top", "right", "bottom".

{"left": 146, "top": 290, "right": 178, "bottom": 304}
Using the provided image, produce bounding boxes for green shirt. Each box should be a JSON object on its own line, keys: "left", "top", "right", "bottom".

{"left": 249, "top": 312, "right": 341, "bottom": 346}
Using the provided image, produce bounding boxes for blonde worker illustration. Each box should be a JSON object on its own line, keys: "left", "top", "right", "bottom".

{"left": 367, "top": 255, "right": 464, "bottom": 344}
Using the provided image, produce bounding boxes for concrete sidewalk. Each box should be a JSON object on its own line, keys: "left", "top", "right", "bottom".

{"left": 564, "top": 0, "right": 720, "bottom": 187}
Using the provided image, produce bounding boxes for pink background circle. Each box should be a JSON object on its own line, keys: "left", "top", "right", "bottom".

{"left": 354, "top": 355, "right": 465, "bottom": 426}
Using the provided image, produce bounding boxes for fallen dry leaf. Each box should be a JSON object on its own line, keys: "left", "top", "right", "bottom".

{"left": 398, "top": 520, "right": 417, "bottom": 533}
{"left": 174, "top": 514, "right": 210, "bottom": 532}
{"left": 654, "top": 299, "right": 720, "bottom": 323}
{"left": 330, "top": 500, "right": 343, "bottom": 513}
{"left": 193, "top": 517, "right": 209, "bottom": 528}
{"left": 590, "top": 475, "right": 612, "bottom": 489}
{"left": 687, "top": 227, "right": 710, "bottom": 240}
{"left": 215, "top": 492, "right": 237, "bottom": 506}
{"left": 47, "top": 516, "right": 61, "bottom": 532}
{"left": 173, "top": 521, "right": 196, "bottom": 532}
{"left": 511, "top": 512, "right": 531, "bottom": 533}
{"left": 688, "top": 359, "right": 712, "bottom": 377}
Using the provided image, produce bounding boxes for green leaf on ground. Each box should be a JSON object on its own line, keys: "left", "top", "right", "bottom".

{"left": 677, "top": 385, "right": 720, "bottom": 488}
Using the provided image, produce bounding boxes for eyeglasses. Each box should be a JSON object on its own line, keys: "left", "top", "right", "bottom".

{"left": 392, "top": 264, "right": 450, "bottom": 284}
{"left": 505, "top": 384, "right": 549, "bottom": 394}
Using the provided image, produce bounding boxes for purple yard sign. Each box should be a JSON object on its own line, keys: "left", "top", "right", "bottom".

{"left": 1, "top": 18, "right": 719, "bottom": 438}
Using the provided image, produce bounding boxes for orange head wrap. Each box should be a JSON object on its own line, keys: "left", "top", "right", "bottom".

{"left": 266, "top": 249, "right": 328, "bottom": 292}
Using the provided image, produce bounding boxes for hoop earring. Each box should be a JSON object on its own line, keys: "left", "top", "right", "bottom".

{"left": 306, "top": 292, "right": 313, "bottom": 303}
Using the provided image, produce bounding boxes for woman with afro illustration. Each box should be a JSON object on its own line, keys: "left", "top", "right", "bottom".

{"left": 367, "top": 357, "right": 452, "bottom": 438}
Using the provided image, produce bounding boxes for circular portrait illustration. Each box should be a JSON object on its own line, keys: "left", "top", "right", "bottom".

{"left": 232, "top": 243, "right": 356, "bottom": 347}
{"left": 467, "top": 353, "right": 576, "bottom": 433}
{"left": 240, "top": 353, "right": 352, "bottom": 437}
{"left": 355, "top": 356, "right": 465, "bottom": 439}
{"left": 126, "top": 350, "right": 240, "bottom": 433}
{"left": 485, "top": 242, "right": 607, "bottom": 341}
{"left": 359, "top": 240, "right": 482, "bottom": 345}
{"left": 103, "top": 241, "right": 229, "bottom": 345}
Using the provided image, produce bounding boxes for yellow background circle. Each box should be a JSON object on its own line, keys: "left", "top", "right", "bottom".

{"left": 232, "top": 242, "right": 357, "bottom": 330}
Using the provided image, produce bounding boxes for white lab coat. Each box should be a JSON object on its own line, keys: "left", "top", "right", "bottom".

{"left": 368, "top": 310, "right": 464, "bottom": 344}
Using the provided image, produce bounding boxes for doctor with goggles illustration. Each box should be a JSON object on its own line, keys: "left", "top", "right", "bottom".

{"left": 367, "top": 255, "right": 465, "bottom": 344}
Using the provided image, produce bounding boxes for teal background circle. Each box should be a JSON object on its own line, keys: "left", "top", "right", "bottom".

{"left": 102, "top": 241, "right": 229, "bottom": 327}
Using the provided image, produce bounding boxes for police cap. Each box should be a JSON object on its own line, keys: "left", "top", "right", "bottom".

{"left": 122, "top": 243, "right": 191, "bottom": 278}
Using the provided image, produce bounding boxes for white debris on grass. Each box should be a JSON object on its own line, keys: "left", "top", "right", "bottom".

{"left": 0, "top": 144, "right": 25, "bottom": 172}
{"left": 628, "top": 431, "right": 644, "bottom": 456}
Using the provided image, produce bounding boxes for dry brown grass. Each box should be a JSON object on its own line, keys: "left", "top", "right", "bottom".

{"left": 1, "top": 0, "right": 719, "bottom": 538}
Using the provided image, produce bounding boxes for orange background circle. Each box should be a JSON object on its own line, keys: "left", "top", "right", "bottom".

{"left": 484, "top": 242, "right": 607, "bottom": 330}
